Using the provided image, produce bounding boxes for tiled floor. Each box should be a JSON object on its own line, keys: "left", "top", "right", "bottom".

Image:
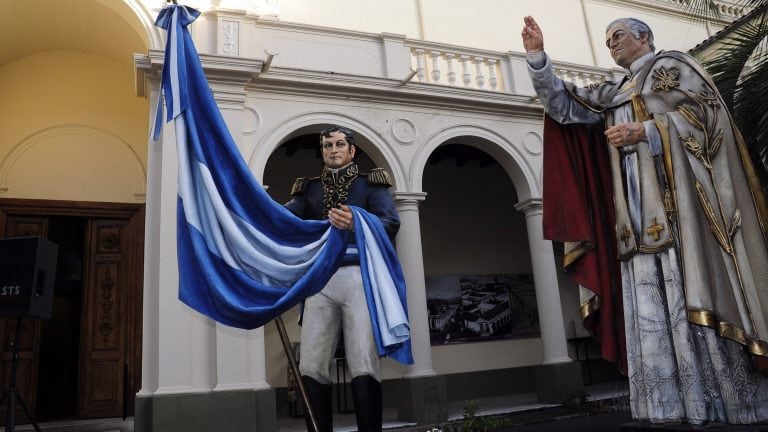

{"left": 3, "top": 381, "right": 629, "bottom": 432}
{"left": 277, "top": 381, "right": 630, "bottom": 432}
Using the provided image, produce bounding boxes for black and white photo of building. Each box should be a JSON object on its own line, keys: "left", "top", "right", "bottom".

{"left": 426, "top": 274, "right": 539, "bottom": 345}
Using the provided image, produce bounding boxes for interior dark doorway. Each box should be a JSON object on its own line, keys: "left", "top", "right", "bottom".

{"left": 34, "top": 216, "right": 87, "bottom": 421}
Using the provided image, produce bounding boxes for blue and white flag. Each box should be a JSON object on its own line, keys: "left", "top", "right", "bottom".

{"left": 154, "top": 4, "right": 412, "bottom": 364}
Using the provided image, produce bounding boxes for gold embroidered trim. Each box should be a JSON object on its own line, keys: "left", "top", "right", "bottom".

{"left": 664, "top": 189, "right": 676, "bottom": 219}
{"left": 321, "top": 163, "right": 359, "bottom": 217}
{"left": 367, "top": 168, "right": 393, "bottom": 187}
{"left": 688, "top": 308, "right": 768, "bottom": 357}
{"left": 580, "top": 294, "right": 602, "bottom": 321}
{"left": 617, "top": 248, "right": 639, "bottom": 261}
{"left": 732, "top": 123, "right": 768, "bottom": 247}
{"left": 650, "top": 65, "right": 680, "bottom": 92}
{"left": 631, "top": 93, "right": 650, "bottom": 122}
{"left": 654, "top": 114, "right": 677, "bottom": 217}
{"left": 290, "top": 177, "right": 312, "bottom": 196}
{"left": 749, "top": 339, "right": 768, "bottom": 357}
{"left": 688, "top": 309, "right": 718, "bottom": 328}
{"left": 563, "top": 241, "right": 593, "bottom": 269}
{"left": 637, "top": 239, "right": 674, "bottom": 254}
{"left": 694, "top": 180, "right": 732, "bottom": 255}
{"left": 718, "top": 321, "right": 748, "bottom": 345}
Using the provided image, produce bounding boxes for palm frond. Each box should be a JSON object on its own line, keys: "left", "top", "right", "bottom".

{"left": 681, "top": 0, "right": 723, "bottom": 22}
{"left": 732, "top": 50, "right": 768, "bottom": 189}
{"left": 701, "top": 22, "right": 768, "bottom": 108}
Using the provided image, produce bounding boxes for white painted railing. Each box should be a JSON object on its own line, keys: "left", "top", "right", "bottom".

{"left": 552, "top": 63, "right": 616, "bottom": 88}
{"left": 405, "top": 40, "right": 617, "bottom": 94}
{"left": 406, "top": 41, "right": 507, "bottom": 92}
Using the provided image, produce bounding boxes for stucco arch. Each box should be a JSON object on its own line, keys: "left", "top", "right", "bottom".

{"left": 106, "top": 0, "right": 165, "bottom": 50}
{"left": 410, "top": 125, "right": 539, "bottom": 202}
{"left": 248, "top": 111, "right": 406, "bottom": 189}
{"left": 0, "top": 125, "right": 147, "bottom": 202}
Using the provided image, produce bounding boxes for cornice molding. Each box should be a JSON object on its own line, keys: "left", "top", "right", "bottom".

{"left": 250, "top": 67, "right": 543, "bottom": 119}
{"left": 135, "top": 50, "right": 545, "bottom": 117}
{"left": 394, "top": 191, "right": 428, "bottom": 202}
{"left": 597, "top": 0, "right": 744, "bottom": 24}
{"left": 514, "top": 198, "right": 543, "bottom": 213}
{"left": 134, "top": 50, "right": 263, "bottom": 98}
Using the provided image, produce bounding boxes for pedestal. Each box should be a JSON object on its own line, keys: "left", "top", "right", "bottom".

{"left": 395, "top": 375, "right": 448, "bottom": 425}
{"left": 134, "top": 388, "right": 277, "bottom": 432}
{"left": 534, "top": 361, "right": 585, "bottom": 404}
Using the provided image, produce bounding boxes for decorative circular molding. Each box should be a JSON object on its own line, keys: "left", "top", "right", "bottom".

{"left": 391, "top": 118, "right": 416, "bottom": 145}
{"left": 523, "top": 131, "right": 543, "bottom": 155}
{"left": 243, "top": 106, "right": 261, "bottom": 135}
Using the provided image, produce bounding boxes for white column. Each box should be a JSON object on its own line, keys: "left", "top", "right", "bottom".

{"left": 515, "top": 199, "right": 572, "bottom": 364}
{"left": 155, "top": 102, "right": 216, "bottom": 395}
{"left": 394, "top": 192, "right": 435, "bottom": 377}
{"left": 209, "top": 74, "right": 271, "bottom": 392}
{"left": 139, "top": 83, "right": 162, "bottom": 397}
{"left": 135, "top": 59, "right": 217, "bottom": 398}
{"left": 215, "top": 325, "right": 270, "bottom": 391}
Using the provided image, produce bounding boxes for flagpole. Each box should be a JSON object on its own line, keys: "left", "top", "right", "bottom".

{"left": 275, "top": 315, "right": 320, "bottom": 432}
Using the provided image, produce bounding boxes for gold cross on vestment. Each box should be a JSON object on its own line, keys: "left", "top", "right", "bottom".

{"left": 645, "top": 218, "right": 665, "bottom": 241}
{"left": 620, "top": 225, "right": 632, "bottom": 247}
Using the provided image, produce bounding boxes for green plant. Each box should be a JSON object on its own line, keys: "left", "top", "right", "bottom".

{"left": 459, "top": 400, "right": 513, "bottom": 432}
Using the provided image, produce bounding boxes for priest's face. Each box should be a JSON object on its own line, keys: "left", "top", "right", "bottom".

{"left": 321, "top": 131, "right": 356, "bottom": 169}
{"left": 606, "top": 24, "right": 652, "bottom": 68}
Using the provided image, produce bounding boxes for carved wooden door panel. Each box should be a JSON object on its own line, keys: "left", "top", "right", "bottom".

{"left": 0, "top": 216, "right": 47, "bottom": 423}
{"left": 78, "top": 219, "right": 129, "bottom": 419}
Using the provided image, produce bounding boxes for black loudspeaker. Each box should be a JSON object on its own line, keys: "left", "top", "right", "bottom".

{"left": 0, "top": 237, "right": 58, "bottom": 320}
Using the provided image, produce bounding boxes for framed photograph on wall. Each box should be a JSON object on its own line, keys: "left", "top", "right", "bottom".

{"left": 426, "top": 274, "right": 539, "bottom": 345}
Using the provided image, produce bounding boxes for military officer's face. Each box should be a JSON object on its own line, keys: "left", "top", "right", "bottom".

{"left": 606, "top": 24, "right": 651, "bottom": 68}
{"left": 321, "top": 131, "right": 356, "bottom": 169}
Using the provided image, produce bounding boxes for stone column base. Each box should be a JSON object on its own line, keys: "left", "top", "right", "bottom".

{"left": 535, "top": 361, "right": 585, "bottom": 404}
{"left": 395, "top": 375, "right": 448, "bottom": 425}
{"left": 135, "top": 387, "right": 276, "bottom": 432}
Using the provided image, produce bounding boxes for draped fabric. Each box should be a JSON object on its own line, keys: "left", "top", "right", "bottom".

{"left": 153, "top": 4, "right": 412, "bottom": 364}
{"left": 542, "top": 115, "right": 627, "bottom": 372}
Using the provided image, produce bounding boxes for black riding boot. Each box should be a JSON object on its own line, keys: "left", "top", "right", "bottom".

{"left": 351, "top": 375, "right": 382, "bottom": 432}
{"left": 301, "top": 375, "right": 333, "bottom": 432}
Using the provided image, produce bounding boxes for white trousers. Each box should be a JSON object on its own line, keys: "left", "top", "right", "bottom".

{"left": 299, "top": 265, "right": 381, "bottom": 384}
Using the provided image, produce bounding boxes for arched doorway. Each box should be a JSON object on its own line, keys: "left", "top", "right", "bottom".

{"left": 420, "top": 142, "right": 538, "bottom": 397}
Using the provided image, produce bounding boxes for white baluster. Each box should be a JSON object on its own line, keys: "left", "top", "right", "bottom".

{"left": 487, "top": 59, "right": 498, "bottom": 90}
{"left": 474, "top": 57, "right": 485, "bottom": 88}
{"left": 578, "top": 72, "right": 588, "bottom": 87}
{"left": 445, "top": 53, "right": 457, "bottom": 85}
{"left": 595, "top": 73, "right": 606, "bottom": 85}
{"left": 415, "top": 49, "right": 427, "bottom": 82}
{"left": 554, "top": 68, "right": 565, "bottom": 82}
{"left": 460, "top": 55, "right": 471, "bottom": 86}
{"left": 430, "top": 51, "right": 442, "bottom": 82}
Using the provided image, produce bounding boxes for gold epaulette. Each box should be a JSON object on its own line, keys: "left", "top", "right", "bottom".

{"left": 290, "top": 177, "right": 315, "bottom": 196}
{"left": 367, "top": 168, "right": 393, "bottom": 187}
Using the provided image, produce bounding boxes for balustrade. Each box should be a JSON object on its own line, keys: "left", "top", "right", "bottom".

{"left": 408, "top": 46, "right": 506, "bottom": 91}
{"left": 406, "top": 42, "right": 614, "bottom": 93}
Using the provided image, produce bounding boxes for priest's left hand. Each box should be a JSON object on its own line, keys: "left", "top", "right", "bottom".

{"left": 329, "top": 205, "right": 355, "bottom": 231}
{"left": 605, "top": 122, "right": 645, "bottom": 147}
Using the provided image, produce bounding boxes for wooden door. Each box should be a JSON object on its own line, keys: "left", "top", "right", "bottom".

{"left": 0, "top": 199, "right": 144, "bottom": 421}
{"left": 78, "top": 218, "right": 132, "bottom": 419}
{"left": 0, "top": 216, "right": 48, "bottom": 423}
